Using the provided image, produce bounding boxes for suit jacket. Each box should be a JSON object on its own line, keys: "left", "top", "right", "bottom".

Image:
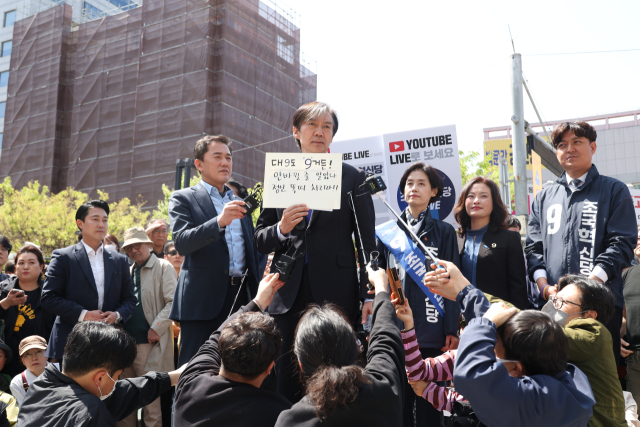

{"left": 41, "top": 242, "right": 137, "bottom": 358}
{"left": 168, "top": 181, "right": 262, "bottom": 322}
{"left": 457, "top": 228, "right": 528, "bottom": 310}
{"left": 254, "top": 162, "right": 376, "bottom": 318}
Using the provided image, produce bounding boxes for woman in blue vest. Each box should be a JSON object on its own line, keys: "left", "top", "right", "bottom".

{"left": 375, "top": 162, "right": 460, "bottom": 427}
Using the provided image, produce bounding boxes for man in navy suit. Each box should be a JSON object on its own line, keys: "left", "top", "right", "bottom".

{"left": 254, "top": 101, "right": 376, "bottom": 403}
{"left": 168, "top": 135, "right": 263, "bottom": 366}
{"left": 41, "top": 200, "right": 137, "bottom": 360}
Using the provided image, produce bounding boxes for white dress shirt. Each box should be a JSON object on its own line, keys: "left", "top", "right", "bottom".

{"left": 533, "top": 170, "right": 608, "bottom": 284}
{"left": 79, "top": 241, "right": 105, "bottom": 321}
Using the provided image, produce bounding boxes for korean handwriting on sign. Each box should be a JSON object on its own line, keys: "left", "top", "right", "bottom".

{"left": 263, "top": 153, "right": 343, "bottom": 210}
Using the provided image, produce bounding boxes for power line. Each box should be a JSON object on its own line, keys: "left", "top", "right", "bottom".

{"left": 524, "top": 48, "right": 640, "bottom": 56}
{"left": 233, "top": 134, "right": 294, "bottom": 152}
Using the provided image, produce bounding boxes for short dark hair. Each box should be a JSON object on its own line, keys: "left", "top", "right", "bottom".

{"left": 557, "top": 275, "right": 616, "bottom": 324}
{"left": 63, "top": 322, "right": 137, "bottom": 377}
{"left": 0, "top": 235, "right": 12, "bottom": 253}
{"left": 227, "top": 179, "right": 249, "bottom": 199}
{"left": 551, "top": 121, "right": 597, "bottom": 149}
{"left": 498, "top": 310, "right": 568, "bottom": 377}
{"left": 454, "top": 177, "right": 509, "bottom": 238}
{"left": 506, "top": 216, "right": 521, "bottom": 231}
{"left": 193, "top": 135, "right": 233, "bottom": 162}
{"left": 76, "top": 200, "right": 110, "bottom": 223}
{"left": 218, "top": 312, "right": 281, "bottom": 381}
{"left": 163, "top": 240, "right": 176, "bottom": 256}
{"left": 399, "top": 163, "right": 444, "bottom": 205}
{"left": 16, "top": 245, "right": 45, "bottom": 273}
{"left": 292, "top": 102, "right": 339, "bottom": 149}
{"left": 4, "top": 261, "right": 15, "bottom": 274}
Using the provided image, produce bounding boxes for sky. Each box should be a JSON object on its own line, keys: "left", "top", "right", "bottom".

{"left": 292, "top": 0, "right": 640, "bottom": 155}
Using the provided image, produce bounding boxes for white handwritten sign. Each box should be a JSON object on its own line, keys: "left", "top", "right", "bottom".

{"left": 262, "top": 153, "right": 343, "bottom": 210}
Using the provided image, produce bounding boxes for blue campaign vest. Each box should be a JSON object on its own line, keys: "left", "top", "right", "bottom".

{"left": 376, "top": 220, "right": 445, "bottom": 317}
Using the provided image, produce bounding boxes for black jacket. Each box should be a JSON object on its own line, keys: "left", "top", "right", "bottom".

{"left": 174, "top": 300, "right": 292, "bottom": 427}
{"left": 17, "top": 365, "right": 171, "bottom": 426}
{"left": 41, "top": 242, "right": 137, "bottom": 359}
{"left": 274, "top": 291, "right": 405, "bottom": 427}
{"left": 375, "top": 209, "right": 460, "bottom": 349}
{"left": 457, "top": 228, "right": 528, "bottom": 310}
{"left": 0, "top": 276, "right": 55, "bottom": 376}
{"left": 526, "top": 165, "right": 636, "bottom": 308}
{"left": 255, "top": 162, "right": 376, "bottom": 319}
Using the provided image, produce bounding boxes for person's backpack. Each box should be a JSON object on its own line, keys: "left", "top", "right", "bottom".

{"left": 446, "top": 401, "right": 487, "bottom": 427}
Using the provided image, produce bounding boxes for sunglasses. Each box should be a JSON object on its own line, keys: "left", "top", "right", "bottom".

{"left": 167, "top": 249, "right": 179, "bottom": 256}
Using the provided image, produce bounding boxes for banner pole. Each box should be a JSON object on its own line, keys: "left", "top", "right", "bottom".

{"left": 376, "top": 195, "right": 441, "bottom": 268}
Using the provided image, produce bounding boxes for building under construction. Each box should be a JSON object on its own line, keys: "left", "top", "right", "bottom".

{"left": 0, "top": 0, "right": 317, "bottom": 208}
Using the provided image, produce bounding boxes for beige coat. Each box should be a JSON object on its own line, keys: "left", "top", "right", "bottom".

{"left": 130, "top": 254, "right": 177, "bottom": 372}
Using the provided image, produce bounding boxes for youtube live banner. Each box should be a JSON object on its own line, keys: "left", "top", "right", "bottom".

{"left": 330, "top": 136, "right": 393, "bottom": 226}
{"left": 384, "top": 125, "right": 462, "bottom": 226}
{"left": 331, "top": 125, "right": 462, "bottom": 227}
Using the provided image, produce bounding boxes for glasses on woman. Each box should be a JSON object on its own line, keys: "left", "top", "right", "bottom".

{"left": 23, "top": 350, "right": 45, "bottom": 360}
{"left": 549, "top": 295, "right": 583, "bottom": 310}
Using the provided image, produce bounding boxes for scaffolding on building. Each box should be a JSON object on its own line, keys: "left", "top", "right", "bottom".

{"left": 1, "top": 0, "right": 317, "bottom": 209}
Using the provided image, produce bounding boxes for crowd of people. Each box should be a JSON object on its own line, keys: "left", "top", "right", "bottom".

{"left": 0, "top": 101, "right": 638, "bottom": 427}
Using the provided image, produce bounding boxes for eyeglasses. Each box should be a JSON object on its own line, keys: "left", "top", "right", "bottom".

{"left": 167, "top": 249, "right": 179, "bottom": 256}
{"left": 549, "top": 295, "right": 583, "bottom": 310}
{"left": 23, "top": 350, "right": 45, "bottom": 360}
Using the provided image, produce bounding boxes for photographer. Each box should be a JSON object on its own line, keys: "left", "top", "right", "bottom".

{"left": 18, "top": 322, "right": 184, "bottom": 426}
{"left": 424, "top": 261, "right": 595, "bottom": 427}
{"left": 174, "top": 273, "right": 290, "bottom": 427}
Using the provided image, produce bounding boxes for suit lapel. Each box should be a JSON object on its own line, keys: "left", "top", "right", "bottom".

{"left": 193, "top": 182, "right": 218, "bottom": 219}
{"left": 308, "top": 209, "right": 318, "bottom": 228}
{"left": 74, "top": 242, "right": 98, "bottom": 294}
{"left": 103, "top": 248, "right": 114, "bottom": 296}
{"left": 478, "top": 230, "right": 495, "bottom": 259}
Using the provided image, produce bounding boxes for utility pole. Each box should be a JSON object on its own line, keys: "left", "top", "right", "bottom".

{"left": 510, "top": 53, "right": 528, "bottom": 218}
{"left": 498, "top": 156, "right": 511, "bottom": 208}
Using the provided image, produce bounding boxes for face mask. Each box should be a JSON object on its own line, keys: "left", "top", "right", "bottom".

{"left": 541, "top": 301, "right": 569, "bottom": 326}
{"left": 104, "top": 244, "right": 117, "bottom": 252}
{"left": 542, "top": 301, "right": 589, "bottom": 327}
{"left": 98, "top": 372, "right": 116, "bottom": 401}
{"left": 496, "top": 358, "right": 519, "bottom": 364}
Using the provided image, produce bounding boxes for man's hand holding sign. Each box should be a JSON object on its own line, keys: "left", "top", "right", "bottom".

{"left": 254, "top": 102, "right": 376, "bottom": 404}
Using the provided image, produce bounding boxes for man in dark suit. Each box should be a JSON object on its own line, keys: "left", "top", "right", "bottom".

{"left": 41, "top": 200, "right": 137, "bottom": 360}
{"left": 254, "top": 101, "right": 376, "bottom": 403}
{"left": 168, "top": 135, "right": 263, "bottom": 366}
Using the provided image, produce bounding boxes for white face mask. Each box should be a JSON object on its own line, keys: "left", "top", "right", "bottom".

{"left": 98, "top": 372, "right": 117, "bottom": 401}
{"left": 104, "top": 244, "right": 117, "bottom": 252}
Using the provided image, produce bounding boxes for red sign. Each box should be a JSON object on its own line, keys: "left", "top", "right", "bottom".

{"left": 389, "top": 141, "right": 404, "bottom": 152}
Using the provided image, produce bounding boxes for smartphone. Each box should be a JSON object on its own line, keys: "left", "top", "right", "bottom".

{"left": 386, "top": 267, "right": 405, "bottom": 305}
{"left": 11, "top": 289, "right": 25, "bottom": 298}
